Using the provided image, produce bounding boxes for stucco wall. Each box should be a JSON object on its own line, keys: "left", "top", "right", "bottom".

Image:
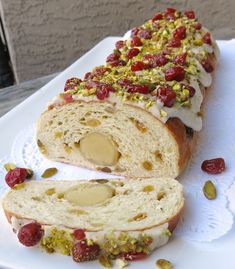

{"left": 0, "top": 0, "right": 235, "bottom": 82}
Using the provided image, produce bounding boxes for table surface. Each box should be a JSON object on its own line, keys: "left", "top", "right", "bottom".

{"left": 0, "top": 73, "right": 58, "bottom": 117}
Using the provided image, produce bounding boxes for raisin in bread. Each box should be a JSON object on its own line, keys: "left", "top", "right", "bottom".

{"left": 36, "top": 8, "right": 218, "bottom": 178}
{"left": 2, "top": 178, "right": 184, "bottom": 261}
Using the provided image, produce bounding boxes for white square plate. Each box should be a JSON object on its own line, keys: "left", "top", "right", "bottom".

{"left": 0, "top": 37, "right": 235, "bottom": 269}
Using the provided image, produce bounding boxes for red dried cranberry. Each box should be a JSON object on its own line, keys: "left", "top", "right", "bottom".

{"left": 5, "top": 168, "right": 28, "bottom": 188}
{"left": 157, "top": 86, "right": 176, "bottom": 107}
{"left": 109, "top": 59, "right": 126, "bottom": 67}
{"left": 201, "top": 59, "right": 214, "bottom": 73}
{"left": 63, "top": 93, "right": 73, "bottom": 103}
{"left": 138, "top": 29, "right": 152, "bottom": 39}
{"left": 174, "top": 52, "right": 187, "bottom": 65}
{"left": 181, "top": 84, "right": 196, "bottom": 97}
{"left": 143, "top": 54, "right": 153, "bottom": 61}
{"left": 165, "top": 66, "right": 185, "bottom": 81}
{"left": 18, "top": 223, "right": 43, "bottom": 247}
{"left": 120, "top": 252, "right": 147, "bottom": 261}
{"left": 73, "top": 229, "right": 86, "bottom": 241}
{"left": 184, "top": 10, "right": 195, "bottom": 19}
{"left": 115, "top": 40, "right": 125, "bottom": 50}
{"left": 167, "top": 38, "right": 181, "bottom": 48}
{"left": 64, "top": 77, "right": 81, "bottom": 92}
{"left": 173, "top": 26, "right": 187, "bottom": 40}
{"left": 127, "top": 84, "right": 149, "bottom": 94}
{"left": 131, "top": 61, "right": 149, "bottom": 72}
{"left": 201, "top": 158, "right": 225, "bottom": 174}
{"left": 165, "top": 7, "right": 176, "bottom": 13}
{"left": 117, "top": 78, "right": 132, "bottom": 86}
{"left": 72, "top": 240, "right": 100, "bottom": 262}
{"left": 126, "top": 48, "right": 140, "bottom": 59}
{"left": 85, "top": 80, "right": 100, "bottom": 89}
{"left": 193, "top": 23, "right": 202, "bottom": 30}
{"left": 152, "top": 21, "right": 161, "bottom": 29}
{"left": 106, "top": 53, "right": 120, "bottom": 63}
{"left": 202, "top": 32, "right": 212, "bottom": 45}
{"left": 151, "top": 53, "right": 168, "bottom": 67}
{"left": 96, "top": 84, "right": 114, "bottom": 100}
{"left": 131, "top": 27, "right": 140, "bottom": 37}
{"left": 130, "top": 36, "right": 143, "bottom": 47}
{"left": 164, "top": 8, "right": 176, "bottom": 20}
{"left": 95, "top": 67, "right": 111, "bottom": 77}
{"left": 84, "top": 72, "right": 93, "bottom": 80}
{"left": 152, "top": 13, "right": 163, "bottom": 21}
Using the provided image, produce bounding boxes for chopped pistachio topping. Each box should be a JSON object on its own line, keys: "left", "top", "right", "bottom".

{"left": 61, "top": 9, "right": 214, "bottom": 113}
{"left": 101, "top": 231, "right": 152, "bottom": 258}
{"left": 40, "top": 228, "right": 73, "bottom": 255}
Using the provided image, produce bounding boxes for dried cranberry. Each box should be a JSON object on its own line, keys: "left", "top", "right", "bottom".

{"left": 94, "top": 67, "right": 111, "bottom": 76}
{"left": 106, "top": 53, "right": 120, "bottom": 62}
{"left": 174, "top": 52, "right": 187, "bottom": 65}
{"left": 152, "top": 13, "right": 163, "bottom": 21}
{"left": 202, "top": 32, "right": 212, "bottom": 45}
{"left": 157, "top": 86, "right": 176, "bottom": 107}
{"left": 117, "top": 78, "right": 132, "bottom": 86}
{"left": 85, "top": 80, "right": 100, "bottom": 89}
{"left": 173, "top": 26, "right": 186, "bottom": 40}
{"left": 115, "top": 40, "right": 125, "bottom": 50}
{"left": 138, "top": 29, "right": 152, "bottom": 39}
{"left": 109, "top": 59, "right": 126, "bottom": 67}
{"left": 165, "top": 7, "right": 176, "bottom": 13}
{"left": 131, "top": 27, "right": 140, "bottom": 37}
{"left": 164, "top": 8, "right": 176, "bottom": 20}
{"left": 63, "top": 93, "right": 73, "bottom": 103}
{"left": 131, "top": 61, "right": 149, "bottom": 72}
{"left": 201, "top": 158, "right": 225, "bottom": 174}
{"left": 184, "top": 10, "right": 195, "bottom": 19}
{"left": 181, "top": 84, "right": 196, "bottom": 97}
{"left": 73, "top": 229, "right": 86, "bottom": 241}
{"left": 120, "top": 252, "right": 147, "bottom": 261}
{"left": 5, "top": 168, "right": 28, "bottom": 188}
{"left": 152, "top": 21, "right": 161, "bottom": 29}
{"left": 167, "top": 38, "right": 181, "bottom": 48}
{"left": 130, "top": 36, "right": 143, "bottom": 47}
{"left": 84, "top": 72, "right": 93, "bottom": 80}
{"left": 64, "top": 77, "right": 81, "bottom": 92}
{"left": 18, "top": 223, "right": 43, "bottom": 247}
{"left": 72, "top": 240, "right": 100, "bottom": 262}
{"left": 150, "top": 53, "right": 168, "bottom": 67}
{"left": 193, "top": 23, "right": 202, "bottom": 30}
{"left": 201, "top": 59, "right": 214, "bottom": 73}
{"left": 96, "top": 84, "right": 114, "bottom": 100}
{"left": 127, "top": 84, "right": 149, "bottom": 94}
{"left": 165, "top": 66, "right": 185, "bottom": 81}
{"left": 126, "top": 48, "right": 140, "bottom": 59}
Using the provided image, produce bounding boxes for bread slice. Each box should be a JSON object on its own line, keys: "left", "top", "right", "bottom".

{"left": 36, "top": 102, "right": 195, "bottom": 178}
{"left": 2, "top": 178, "right": 184, "bottom": 260}
{"left": 36, "top": 9, "right": 218, "bottom": 178}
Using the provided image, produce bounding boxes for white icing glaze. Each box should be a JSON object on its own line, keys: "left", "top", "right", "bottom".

{"left": 10, "top": 216, "right": 169, "bottom": 251}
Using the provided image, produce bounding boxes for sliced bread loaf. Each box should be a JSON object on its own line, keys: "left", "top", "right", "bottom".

{"left": 36, "top": 8, "right": 218, "bottom": 178}
{"left": 2, "top": 177, "right": 184, "bottom": 262}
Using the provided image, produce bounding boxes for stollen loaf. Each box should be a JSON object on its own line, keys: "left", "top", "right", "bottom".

{"left": 36, "top": 8, "right": 219, "bottom": 177}
{"left": 2, "top": 177, "right": 184, "bottom": 262}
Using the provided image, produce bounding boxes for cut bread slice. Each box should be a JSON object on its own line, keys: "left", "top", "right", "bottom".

{"left": 2, "top": 178, "right": 184, "bottom": 260}
{"left": 36, "top": 101, "right": 195, "bottom": 178}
